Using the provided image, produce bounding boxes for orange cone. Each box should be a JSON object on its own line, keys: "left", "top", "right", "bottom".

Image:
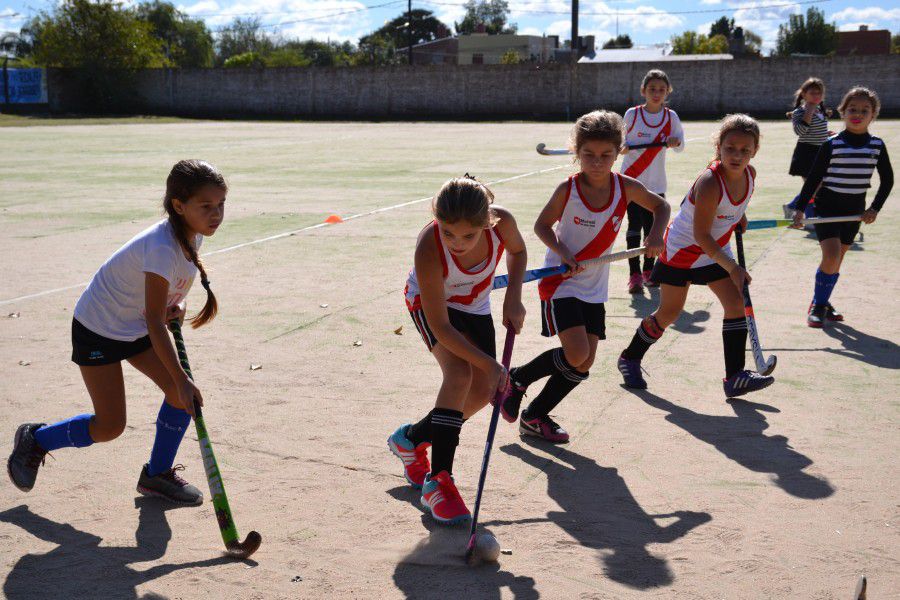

{"left": 324, "top": 214, "right": 343, "bottom": 224}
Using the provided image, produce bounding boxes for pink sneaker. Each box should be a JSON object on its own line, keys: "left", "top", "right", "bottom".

{"left": 421, "top": 471, "right": 471, "bottom": 524}
{"left": 519, "top": 414, "right": 570, "bottom": 444}
{"left": 643, "top": 270, "right": 658, "bottom": 288}
{"left": 388, "top": 424, "right": 431, "bottom": 488}
{"left": 628, "top": 273, "right": 643, "bottom": 294}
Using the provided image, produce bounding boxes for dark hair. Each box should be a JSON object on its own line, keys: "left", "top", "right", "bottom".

{"left": 163, "top": 159, "right": 226, "bottom": 328}
{"left": 713, "top": 114, "right": 761, "bottom": 161}
{"left": 838, "top": 86, "right": 880, "bottom": 120}
{"left": 569, "top": 110, "right": 625, "bottom": 155}
{"left": 641, "top": 69, "right": 672, "bottom": 93}
{"left": 788, "top": 77, "right": 832, "bottom": 118}
{"left": 432, "top": 174, "right": 496, "bottom": 228}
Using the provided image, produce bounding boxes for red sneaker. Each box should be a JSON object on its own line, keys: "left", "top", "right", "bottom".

{"left": 421, "top": 471, "right": 471, "bottom": 525}
{"left": 388, "top": 424, "right": 431, "bottom": 488}
{"left": 628, "top": 273, "right": 644, "bottom": 294}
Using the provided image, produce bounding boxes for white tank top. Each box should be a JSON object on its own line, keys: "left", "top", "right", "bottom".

{"left": 620, "top": 106, "right": 677, "bottom": 194}
{"left": 660, "top": 161, "right": 755, "bottom": 269}
{"left": 538, "top": 173, "right": 628, "bottom": 303}
{"left": 404, "top": 221, "right": 505, "bottom": 316}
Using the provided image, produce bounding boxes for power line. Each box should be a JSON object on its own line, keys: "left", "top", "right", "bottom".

{"left": 214, "top": 0, "right": 406, "bottom": 31}
{"left": 420, "top": 0, "right": 831, "bottom": 17}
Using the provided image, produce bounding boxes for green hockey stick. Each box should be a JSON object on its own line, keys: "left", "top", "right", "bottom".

{"left": 169, "top": 320, "right": 262, "bottom": 559}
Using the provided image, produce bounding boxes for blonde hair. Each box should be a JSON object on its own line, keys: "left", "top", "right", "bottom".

{"left": 838, "top": 86, "right": 880, "bottom": 120}
{"left": 432, "top": 174, "right": 496, "bottom": 228}
{"left": 569, "top": 110, "right": 625, "bottom": 155}
{"left": 713, "top": 114, "right": 761, "bottom": 161}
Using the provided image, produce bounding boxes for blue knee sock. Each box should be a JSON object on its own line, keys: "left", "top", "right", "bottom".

{"left": 33, "top": 414, "right": 94, "bottom": 451}
{"left": 147, "top": 401, "right": 191, "bottom": 477}
{"left": 813, "top": 270, "right": 839, "bottom": 306}
{"left": 787, "top": 193, "right": 801, "bottom": 210}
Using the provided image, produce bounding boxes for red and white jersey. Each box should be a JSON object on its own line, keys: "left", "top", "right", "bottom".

{"left": 660, "top": 161, "right": 755, "bottom": 269}
{"left": 620, "top": 106, "right": 684, "bottom": 194}
{"left": 538, "top": 173, "right": 628, "bottom": 303}
{"left": 404, "top": 221, "right": 505, "bottom": 316}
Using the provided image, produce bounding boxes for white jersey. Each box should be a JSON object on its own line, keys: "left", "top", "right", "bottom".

{"left": 620, "top": 106, "right": 685, "bottom": 194}
{"left": 74, "top": 219, "right": 202, "bottom": 341}
{"left": 538, "top": 173, "right": 628, "bottom": 303}
{"left": 660, "top": 161, "right": 755, "bottom": 270}
{"left": 405, "top": 221, "right": 505, "bottom": 316}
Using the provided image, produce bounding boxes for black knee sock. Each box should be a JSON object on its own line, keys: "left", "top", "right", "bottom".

{"left": 626, "top": 231, "right": 642, "bottom": 275}
{"left": 643, "top": 256, "right": 656, "bottom": 273}
{"left": 621, "top": 315, "right": 665, "bottom": 360}
{"left": 722, "top": 317, "right": 748, "bottom": 378}
{"left": 407, "top": 410, "right": 432, "bottom": 446}
{"left": 429, "top": 408, "right": 463, "bottom": 476}
{"left": 523, "top": 370, "right": 589, "bottom": 419}
{"left": 513, "top": 347, "right": 573, "bottom": 388}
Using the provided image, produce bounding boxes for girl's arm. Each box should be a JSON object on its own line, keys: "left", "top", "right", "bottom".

{"left": 864, "top": 143, "right": 894, "bottom": 223}
{"left": 691, "top": 173, "right": 749, "bottom": 292}
{"left": 668, "top": 112, "right": 685, "bottom": 152}
{"left": 493, "top": 207, "right": 527, "bottom": 334}
{"left": 534, "top": 181, "right": 582, "bottom": 274}
{"left": 415, "top": 234, "right": 505, "bottom": 389}
{"left": 621, "top": 177, "right": 670, "bottom": 257}
{"left": 145, "top": 272, "right": 202, "bottom": 415}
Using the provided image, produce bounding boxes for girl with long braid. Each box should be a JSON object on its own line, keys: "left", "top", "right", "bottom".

{"left": 7, "top": 160, "right": 226, "bottom": 506}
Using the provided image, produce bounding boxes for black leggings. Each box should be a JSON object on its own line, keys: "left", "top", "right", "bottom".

{"left": 626, "top": 200, "right": 658, "bottom": 275}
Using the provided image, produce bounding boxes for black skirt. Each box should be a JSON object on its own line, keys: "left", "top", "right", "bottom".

{"left": 789, "top": 142, "right": 822, "bottom": 177}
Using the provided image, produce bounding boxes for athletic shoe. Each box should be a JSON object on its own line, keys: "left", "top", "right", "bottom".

{"left": 618, "top": 354, "right": 647, "bottom": 389}
{"left": 420, "top": 471, "right": 470, "bottom": 525}
{"left": 519, "top": 413, "right": 569, "bottom": 444}
{"left": 723, "top": 370, "right": 775, "bottom": 397}
{"left": 498, "top": 368, "right": 526, "bottom": 423}
{"left": 628, "top": 273, "right": 644, "bottom": 294}
{"left": 137, "top": 464, "right": 203, "bottom": 506}
{"left": 807, "top": 303, "right": 826, "bottom": 328}
{"left": 7, "top": 423, "right": 47, "bottom": 492}
{"left": 387, "top": 424, "right": 431, "bottom": 488}
{"left": 782, "top": 203, "right": 794, "bottom": 219}
{"left": 824, "top": 303, "right": 844, "bottom": 322}
{"left": 643, "top": 270, "right": 659, "bottom": 288}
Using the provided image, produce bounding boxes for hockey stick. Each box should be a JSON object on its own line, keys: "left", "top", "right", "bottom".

{"left": 745, "top": 215, "right": 862, "bottom": 231}
{"left": 853, "top": 575, "right": 867, "bottom": 600}
{"left": 492, "top": 246, "right": 646, "bottom": 290}
{"left": 734, "top": 230, "right": 777, "bottom": 376}
{"left": 535, "top": 143, "right": 570, "bottom": 156}
{"left": 169, "top": 321, "right": 262, "bottom": 559}
{"left": 465, "top": 325, "right": 516, "bottom": 564}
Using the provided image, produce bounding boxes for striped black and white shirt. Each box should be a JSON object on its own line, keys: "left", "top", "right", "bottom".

{"left": 797, "top": 130, "right": 893, "bottom": 212}
{"left": 792, "top": 105, "right": 829, "bottom": 145}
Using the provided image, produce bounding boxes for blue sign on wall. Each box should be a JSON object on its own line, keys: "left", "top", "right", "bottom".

{"left": 1, "top": 68, "right": 49, "bottom": 104}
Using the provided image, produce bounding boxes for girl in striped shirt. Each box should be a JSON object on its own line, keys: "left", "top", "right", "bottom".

{"left": 783, "top": 78, "right": 832, "bottom": 221}
{"left": 792, "top": 87, "right": 893, "bottom": 327}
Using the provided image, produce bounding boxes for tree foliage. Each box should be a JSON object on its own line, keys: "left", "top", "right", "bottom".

{"left": 602, "top": 34, "right": 633, "bottom": 49}
{"left": 216, "top": 17, "right": 274, "bottom": 66}
{"left": 455, "top": 0, "right": 516, "bottom": 35}
{"left": 136, "top": 1, "right": 214, "bottom": 68}
{"left": 775, "top": 7, "right": 837, "bottom": 56}
{"left": 360, "top": 9, "right": 449, "bottom": 49}
{"left": 670, "top": 31, "right": 729, "bottom": 55}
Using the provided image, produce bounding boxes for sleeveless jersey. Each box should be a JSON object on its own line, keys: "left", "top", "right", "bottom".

{"left": 621, "top": 106, "right": 683, "bottom": 194}
{"left": 538, "top": 173, "right": 628, "bottom": 303}
{"left": 404, "top": 221, "right": 505, "bottom": 316}
{"left": 660, "top": 161, "right": 755, "bottom": 270}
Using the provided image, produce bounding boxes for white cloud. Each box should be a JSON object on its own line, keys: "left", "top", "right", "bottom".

{"left": 700, "top": 0, "right": 722, "bottom": 4}
{"left": 696, "top": 20, "right": 714, "bottom": 34}
{"left": 732, "top": 1, "right": 803, "bottom": 53}
{"left": 1, "top": 8, "right": 25, "bottom": 34}
{"left": 832, "top": 7, "right": 900, "bottom": 29}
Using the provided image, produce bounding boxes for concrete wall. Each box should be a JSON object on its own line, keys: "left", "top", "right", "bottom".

{"left": 48, "top": 55, "right": 900, "bottom": 119}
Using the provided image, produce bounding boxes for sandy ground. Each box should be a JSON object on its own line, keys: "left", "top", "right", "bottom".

{"left": 0, "top": 120, "right": 897, "bottom": 599}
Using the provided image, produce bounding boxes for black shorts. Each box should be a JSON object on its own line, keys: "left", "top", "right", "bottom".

{"left": 409, "top": 307, "right": 496, "bottom": 358}
{"left": 814, "top": 221, "right": 862, "bottom": 245}
{"left": 812, "top": 188, "right": 865, "bottom": 245}
{"left": 625, "top": 193, "right": 664, "bottom": 236}
{"left": 651, "top": 261, "right": 730, "bottom": 287}
{"left": 789, "top": 142, "right": 822, "bottom": 177}
{"left": 71, "top": 318, "right": 152, "bottom": 366}
{"left": 540, "top": 297, "right": 606, "bottom": 339}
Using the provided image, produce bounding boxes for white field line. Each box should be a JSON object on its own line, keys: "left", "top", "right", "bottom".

{"left": 0, "top": 164, "right": 568, "bottom": 306}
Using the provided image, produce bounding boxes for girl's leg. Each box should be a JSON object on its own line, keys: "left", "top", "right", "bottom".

{"left": 626, "top": 203, "right": 644, "bottom": 278}
{"left": 707, "top": 278, "right": 747, "bottom": 378}
{"left": 811, "top": 238, "right": 844, "bottom": 311}
{"left": 127, "top": 348, "right": 190, "bottom": 477}
{"left": 621, "top": 283, "right": 689, "bottom": 361}
{"left": 426, "top": 344, "right": 472, "bottom": 476}
{"left": 523, "top": 328, "right": 598, "bottom": 420}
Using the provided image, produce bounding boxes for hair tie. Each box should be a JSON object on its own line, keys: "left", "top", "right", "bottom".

{"left": 201, "top": 279, "right": 211, "bottom": 291}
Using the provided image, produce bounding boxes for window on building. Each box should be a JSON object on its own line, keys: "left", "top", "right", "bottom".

{"left": 472, "top": 53, "right": 484, "bottom": 64}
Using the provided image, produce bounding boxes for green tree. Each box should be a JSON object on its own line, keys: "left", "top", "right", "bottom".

{"left": 217, "top": 17, "right": 274, "bottom": 65}
{"left": 223, "top": 51, "right": 265, "bottom": 68}
{"left": 499, "top": 49, "right": 521, "bottom": 64}
{"left": 360, "top": 9, "right": 449, "bottom": 49}
{"left": 455, "top": 0, "right": 516, "bottom": 35}
{"left": 709, "top": 16, "right": 734, "bottom": 39}
{"left": 775, "top": 7, "right": 837, "bottom": 56}
{"left": 892, "top": 32, "right": 900, "bottom": 54}
{"left": 136, "top": 1, "right": 214, "bottom": 68}
{"left": 602, "top": 34, "right": 633, "bottom": 49}
{"left": 670, "top": 31, "right": 728, "bottom": 55}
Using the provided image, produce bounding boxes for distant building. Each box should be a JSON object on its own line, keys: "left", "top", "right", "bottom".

{"left": 578, "top": 45, "right": 733, "bottom": 63}
{"left": 457, "top": 31, "right": 560, "bottom": 64}
{"left": 409, "top": 37, "right": 459, "bottom": 65}
{"left": 837, "top": 26, "right": 891, "bottom": 56}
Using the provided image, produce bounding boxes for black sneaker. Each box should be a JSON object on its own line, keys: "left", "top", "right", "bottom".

{"left": 824, "top": 303, "right": 844, "bottom": 322}
{"left": 137, "top": 464, "right": 203, "bottom": 506}
{"left": 498, "top": 368, "right": 526, "bottom": 423}
{"left": 723, "top": 370, "right": 775, "bottom": 398}
{"left": 7, "top": 423, "right": 48, "bottom": 492}
{"left": 807, "top": 303, "right": 826, "bottom": 328}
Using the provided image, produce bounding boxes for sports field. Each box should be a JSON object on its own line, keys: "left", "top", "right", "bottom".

{"left": 1, "top": 118, "right": 897, "bottom": 599}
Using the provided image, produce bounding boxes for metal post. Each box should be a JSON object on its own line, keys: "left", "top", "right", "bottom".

{"left": 408, "top": 0, "right": 413, "bottom": 65}
{"left": 571, "top": 0, "right": 579, "bottom": 61}
{"left": 2, "top": 56, "right": 9, "bottom": 108}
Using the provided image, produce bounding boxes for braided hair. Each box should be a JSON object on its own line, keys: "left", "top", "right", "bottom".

{"left": 163, "top": 160, "right": 226, "bottom": 328}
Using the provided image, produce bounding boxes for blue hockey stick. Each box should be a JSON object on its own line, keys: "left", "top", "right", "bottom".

{"left": 492, "top": 246, "right": 646, "bottom": 290}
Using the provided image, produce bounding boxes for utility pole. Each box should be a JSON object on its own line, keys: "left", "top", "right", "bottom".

{"left": 571, "top": 0, "right": 579, "bottom": 62}
{"left": 408, "top": 0, "right": 413, "bottom": 65}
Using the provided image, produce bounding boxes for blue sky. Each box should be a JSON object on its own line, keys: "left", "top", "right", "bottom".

{"left": 2, "top": 0, "right": 899, "bottom": 53}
